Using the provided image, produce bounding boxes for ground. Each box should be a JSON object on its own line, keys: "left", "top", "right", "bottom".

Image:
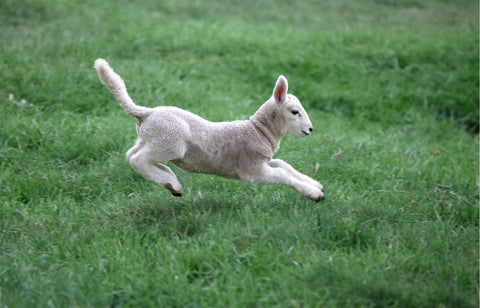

{"left": 0, "top": 0, "right": 478, "bottom": 306}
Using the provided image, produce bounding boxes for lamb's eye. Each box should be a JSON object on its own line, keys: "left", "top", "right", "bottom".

{"left": 291, "top": 110, "right": 299, "bottom": 115}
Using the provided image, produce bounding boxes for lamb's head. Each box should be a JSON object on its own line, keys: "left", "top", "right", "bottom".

{"left": 272, "top": 75, "right": 313, "bottom": 138}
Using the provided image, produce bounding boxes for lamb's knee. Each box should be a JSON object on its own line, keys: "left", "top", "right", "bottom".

{"left": 250, "top": 166, "right": 293, "bottom": 185}
{"left": 128, "top": 153, "right": 158, "bottom": 178}
{"left": 268, "top": 159, "right": 288, "bottom": 169}
{"left": 126, "top": 139, "right": 145, "bottom": 162}
{"left": 128, "top": 152, "right": 147, "bottom": 172}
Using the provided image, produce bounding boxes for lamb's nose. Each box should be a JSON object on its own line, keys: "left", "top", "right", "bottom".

{"left": 309, "top": 127, "right": 313, "bottom": 132}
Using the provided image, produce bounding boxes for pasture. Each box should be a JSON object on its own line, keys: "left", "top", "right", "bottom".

{"left": 0, "top": 0, "right": 478, "bottom": 306}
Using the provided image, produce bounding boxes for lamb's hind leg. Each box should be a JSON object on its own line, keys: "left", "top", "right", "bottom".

{"left": 127, "top": 141, "right": 183, "bottom": 196}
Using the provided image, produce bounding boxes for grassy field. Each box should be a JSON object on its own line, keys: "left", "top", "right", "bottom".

{"left": 0, "top": 0, "right": 478, "bottom": 306}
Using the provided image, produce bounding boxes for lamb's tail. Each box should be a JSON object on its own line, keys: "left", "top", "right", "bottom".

{"left": 94, "top": 58, "right": 150, "bottom": 118}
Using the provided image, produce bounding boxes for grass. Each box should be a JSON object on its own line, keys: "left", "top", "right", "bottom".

{"left": 0, "top": 0, "right": 478, "bottom": 306}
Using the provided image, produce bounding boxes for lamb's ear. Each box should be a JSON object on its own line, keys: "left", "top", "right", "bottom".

{"left": 273, "top": 75, "right": 288, "bottom": 104}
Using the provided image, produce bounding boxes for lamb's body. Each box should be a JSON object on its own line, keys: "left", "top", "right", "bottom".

{"left": 138, "top": 106, "right": 270, "bottom": 179}
{"left": 95, "top": 59, "right": 324, "bottom": 201}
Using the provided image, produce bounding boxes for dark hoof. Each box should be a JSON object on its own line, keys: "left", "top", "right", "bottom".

{"left": 165, "top": 184, "right": 182, "bottom": 197}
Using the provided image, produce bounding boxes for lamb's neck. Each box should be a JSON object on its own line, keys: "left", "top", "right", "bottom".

{"left": 249, "top": 101, "right": 284, "bottom": 152}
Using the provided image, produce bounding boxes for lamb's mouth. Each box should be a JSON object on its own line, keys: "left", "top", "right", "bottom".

{"left": 301, "top": 130, "right": 310, "bottom": 136}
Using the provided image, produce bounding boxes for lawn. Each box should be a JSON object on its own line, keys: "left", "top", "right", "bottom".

{"left": 0, "top": 0, "right": 478, "bottom": 307}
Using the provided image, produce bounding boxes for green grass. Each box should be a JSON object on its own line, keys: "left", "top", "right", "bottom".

{"left": 0, "top": 0, "right": 478, "bottom": 307}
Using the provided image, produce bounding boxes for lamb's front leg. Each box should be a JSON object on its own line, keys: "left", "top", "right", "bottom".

{"left": 268, "top": 159, "right": 324, "bottom": 193}
{"left": 248, "top": 162, "right": 324, "bottom": 201}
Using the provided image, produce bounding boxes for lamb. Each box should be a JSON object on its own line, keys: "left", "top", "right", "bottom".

{"left": 94, "top": 59, "right": 325, "bottom": 201}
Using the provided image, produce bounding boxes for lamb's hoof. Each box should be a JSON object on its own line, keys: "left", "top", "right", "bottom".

{"left": 307, "top": 193, "right": 325, "bottom": 202}
{"left": 317, "top": 187, "right": 325, "bottom": 201}
{"left": 165, "top": 183, "right": 182, "bottom": 197}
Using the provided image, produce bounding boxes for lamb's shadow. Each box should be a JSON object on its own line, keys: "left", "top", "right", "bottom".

{"left": 125, "top": 195, "right": 241, "bottom": 238}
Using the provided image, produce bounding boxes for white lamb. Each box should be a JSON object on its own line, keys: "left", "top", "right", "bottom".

{"left": 94, "top": 59, "right": 324, "bottom": 201}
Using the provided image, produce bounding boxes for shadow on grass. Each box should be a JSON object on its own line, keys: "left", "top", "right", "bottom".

{"left": 123, "top": 194, "right": 240, "bottom": 239}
